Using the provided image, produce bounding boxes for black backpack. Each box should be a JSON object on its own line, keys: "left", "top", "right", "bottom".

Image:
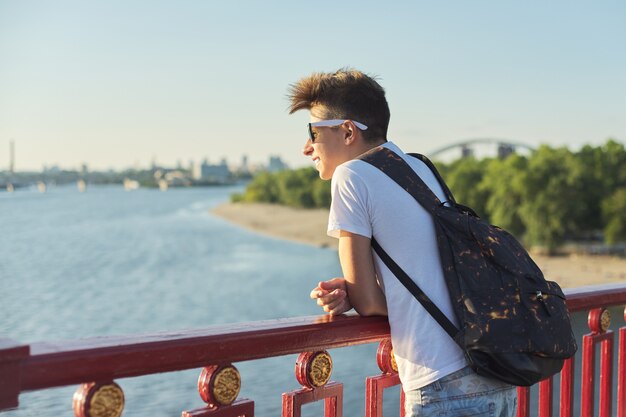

{"left": 359, "top": 146, "right": 578, "bottom": 387}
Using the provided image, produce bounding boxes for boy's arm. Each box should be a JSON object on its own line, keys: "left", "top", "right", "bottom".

{"left": 338, "top": 230, "right": 387, "bottom": 316}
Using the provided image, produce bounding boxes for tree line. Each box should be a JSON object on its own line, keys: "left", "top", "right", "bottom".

{"left": 231, "top": 167, "right": 332, "bottom": 209}
{"left": 233, "top": 139, "right": 626, "bottom": 252}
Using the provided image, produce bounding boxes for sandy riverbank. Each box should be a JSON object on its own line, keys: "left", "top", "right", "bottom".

{"left": 211, "top": 202, "right": 626, "bottom": 289}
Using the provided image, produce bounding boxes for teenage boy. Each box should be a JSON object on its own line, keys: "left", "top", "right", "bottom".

{"left": 287, "top": 68, "right": 517, "bottom": 417}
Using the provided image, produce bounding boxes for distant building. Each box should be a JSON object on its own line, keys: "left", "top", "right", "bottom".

{"left": 9, "top": 140, "right": 15, "bottom": 174}
{"left": 193, "top": 158, "right": 231, "bottom": 183}
{"left": 267, "top": 155, "right": 288, "bottom": 173}
{"left": 240, "top": 155, "right": 250, "bottom": 174}
{"left": 497, "top": 144, "right": 515, "bottom": 160}
{"left": 461, "top": 145, "right": 474, "bottom": 159}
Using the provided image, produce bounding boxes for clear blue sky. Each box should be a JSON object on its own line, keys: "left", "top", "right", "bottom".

{"left": 1, "top": 0, "right": 624, "bottom": 171}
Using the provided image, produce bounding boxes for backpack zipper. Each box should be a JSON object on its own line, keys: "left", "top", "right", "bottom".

{"left": 536, "top": 291, "right": 552, "bottom": 316}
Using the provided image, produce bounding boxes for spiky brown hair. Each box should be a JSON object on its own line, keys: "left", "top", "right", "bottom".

{"left": 287, "top": 68, "right": 390, "bottom": 142}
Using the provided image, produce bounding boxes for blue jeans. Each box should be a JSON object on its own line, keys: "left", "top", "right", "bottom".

{"left": 404, "top": 367, "right": 517, "bottom": 417}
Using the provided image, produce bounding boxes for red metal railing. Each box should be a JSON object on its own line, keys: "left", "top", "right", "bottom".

{"left": 1, "top": 282, "right": 625, "bottom": 417}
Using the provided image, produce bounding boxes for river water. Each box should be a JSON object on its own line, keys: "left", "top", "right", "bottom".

{"left": 0, "top": 185, "right": 620, "bottom": 416}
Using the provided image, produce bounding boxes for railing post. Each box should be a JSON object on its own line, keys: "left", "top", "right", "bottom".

{"left": 581, "top": 308, "right": 614, "bottom": 417}
{"left": 282, "top": 351, "right": 343, "bottom": 417}
{"left": 365, "top": 338, "right": 404, "bottom": 417}
{"left": 559, "top": 357, "right": 575, "bottom": 417}
{"left": 516, "top": 387, "right": 530, "bottom": 417}
{"left": 538, "top": 377, "right": 554, "bottom": 417}
{"left": 618, "top": 306, "right": 625, "bottom": 417}
{"left": 0, "top": 338, "right": 30, "bottom": 410}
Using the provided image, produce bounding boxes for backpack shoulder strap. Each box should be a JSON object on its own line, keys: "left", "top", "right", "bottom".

{"left": 371, "top": 238, "right": 460, "bottom": 339}
{"left": 358, "top": 147, "right": 444, "bottom": 213}
{"left": 409, "top": 153, "right": 457, "bottom": 205}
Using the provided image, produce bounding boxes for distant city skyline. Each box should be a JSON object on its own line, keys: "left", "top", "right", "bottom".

{"left": 1, "top": 1, "right": 624, "bottom": 171}
{"left": 3, "top": 139, "right": 286, "bottom": 173}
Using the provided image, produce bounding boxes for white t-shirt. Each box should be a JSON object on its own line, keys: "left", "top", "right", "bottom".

{"left": 328, "top": 141, "right": 467, "bottom": 391}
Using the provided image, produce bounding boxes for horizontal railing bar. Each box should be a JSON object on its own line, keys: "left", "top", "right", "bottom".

{"left": 21, "top": 314, "right": 390, "bottom": 391}
{"left": 16, "top": 283, "right": 626, "bottom": 393}
{"left": 563, "top": 283, "right": 626, "bottom": 312}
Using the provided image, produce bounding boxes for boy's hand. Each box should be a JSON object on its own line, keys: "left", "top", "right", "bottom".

{"left": 310, "top": 278, "right": 352, "bottom": 316}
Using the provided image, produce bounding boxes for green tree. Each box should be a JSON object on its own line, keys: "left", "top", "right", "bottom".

{"left": 575, "top": 144, "right": 606, "bottom": 233}
{"left": 442, "top": 157, "right": 491, "bottom": 218}
{"left": 233, "top": 171, "right": 279, "bottom": 203}
{"left": 599, "top": 139, "right": 626, "bottom": 191}
{"left": 602, "top": 187, "right": 626, "bottom": 245}
{"left": 232, "top": 167, "right": 331, "bottom": 209}
{"left": 479, "top": 154, "right": 528, "bottom": 238}
{"left": 312, "top": 178, "right": 332, "bottom": 208}
{"left": 574, "top": 139, "right": 626, "bottom": 239}
{"left": 518, "top": 146, "right": 586, "bottom": 253}
{"left": 276, "top": 168, "right": 319, "bottom": 208}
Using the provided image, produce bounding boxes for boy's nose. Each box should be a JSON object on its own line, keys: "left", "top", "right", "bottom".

{"left": 302, "top": 140, "right": 313, "bottom": 156}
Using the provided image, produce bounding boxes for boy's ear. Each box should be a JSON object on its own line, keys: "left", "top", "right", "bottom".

{"left": 344, "top": 123, "right": 355, "bottom": 144}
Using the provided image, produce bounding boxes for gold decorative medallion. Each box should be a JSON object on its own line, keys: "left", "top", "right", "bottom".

{"left": 74, "top": 382, "right": 124, "bottom": 417}
{"left": 309, "top": 351, "right": 332, "bottom": 387}
{"left": 600, "top": 309, "right": 611, "bottom": 333}
{"left": 90, "top": 384, "right": 124, "bottom": 417}
{"left": 212, "top": 366, "right": 241, "bottom": 406}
